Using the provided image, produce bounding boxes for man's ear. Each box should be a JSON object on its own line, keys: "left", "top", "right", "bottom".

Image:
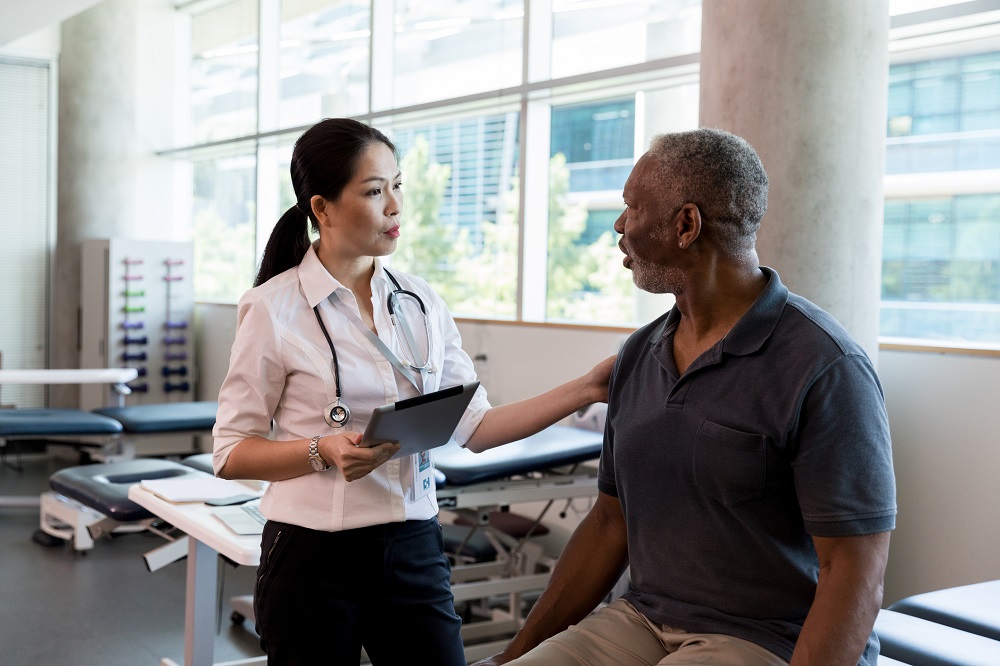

{"left": 675, "top": 203, "right": 702, "bottom": 248}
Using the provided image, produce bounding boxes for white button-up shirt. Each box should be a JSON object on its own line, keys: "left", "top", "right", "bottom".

{"left": 213, "top": 245, "right": 490, "bottom": 532}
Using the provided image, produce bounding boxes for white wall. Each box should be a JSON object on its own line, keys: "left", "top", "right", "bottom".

{"left": 196, "top": 302, "right": 1000, "bottom": 604}
{"left": 879, "top": 349, "right": 1000, "bottom": 604}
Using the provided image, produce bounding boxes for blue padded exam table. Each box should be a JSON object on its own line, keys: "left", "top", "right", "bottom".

{"left": 91, "top": 400, "right": 217, "bottom": 459}
{"left": 433, "top": 424, "right": 604, "bottom": 488}
{"left": 0, "top": 410, "right": 123, "bottom": 505}
{"left": 93, "top": 401, "right": 218, "bottom": 435}
{"left": 36, "top": 401, "right": 219, "bottom": 550}
{"left": 0, "top": 367, "right": 135, "bottom": 508}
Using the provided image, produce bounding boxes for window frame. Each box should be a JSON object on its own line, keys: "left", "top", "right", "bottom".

{"left": 172, "top": 0, "right": 1000, "bottom": 351}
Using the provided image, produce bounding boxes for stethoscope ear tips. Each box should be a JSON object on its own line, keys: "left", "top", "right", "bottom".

{"left": 324, "top": 401, "right": 351, "bottom": 428}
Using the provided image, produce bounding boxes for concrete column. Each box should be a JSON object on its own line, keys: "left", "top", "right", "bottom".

{"left": 52, "top": 0, "right": 177, "bottom": 405}
{"left": 699, "top": 0, "right": 890, "bottom": 359}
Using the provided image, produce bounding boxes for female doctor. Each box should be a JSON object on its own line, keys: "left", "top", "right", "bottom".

{"left": 213, "top": 118, "right": 613, "bottom": 666}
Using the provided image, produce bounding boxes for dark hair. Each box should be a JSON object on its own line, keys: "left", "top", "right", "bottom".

{"left": 648, "top": 128, "right": 768, "bottom": 256}
{"left": 254, "top": 118, "right": 397, "bottom": 287}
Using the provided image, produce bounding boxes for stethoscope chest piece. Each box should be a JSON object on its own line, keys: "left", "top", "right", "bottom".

{"left": 324, "top": 400, "right": 351, "bottom": 428}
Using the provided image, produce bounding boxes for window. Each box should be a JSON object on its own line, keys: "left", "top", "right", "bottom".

{"left": 886, "top": 53, "right": 1000, "bottom": 174}
{"left": 190, "top": 144, "right": 258, "bottom": 302}
{"left": 277, "top": 0, "right": 371, "bottom": 128}
{"left": 882, "top": 195, "right": 1000, "bottom": 343}
{"left": 391, "top": 0, "right": 523, "bottom": 108}
{"left": 388, "top": 112, "right": 521, "bottom": 318}
{"left": 189, "top": 0, "right": 259, "bottom": 143}
{"left": 0, "top": 56, "right": 52, "bottom": 407}
{"left": 549, "top": 0, "right": 701, "bottom": 79}
{"left": 883, "top": 42, "right": 1000, "bottom": 345}
{"left": 178, "top": 0, "right": 701, "bottom": 327}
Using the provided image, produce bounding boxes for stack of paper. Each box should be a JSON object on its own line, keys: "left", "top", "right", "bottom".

{"left": 140, "top": 476, "right": 262, "bottom": 503}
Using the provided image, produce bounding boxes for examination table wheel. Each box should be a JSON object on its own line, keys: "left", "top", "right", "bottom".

{"left": 32, "top": 528, "right": 65, "bottom": 548}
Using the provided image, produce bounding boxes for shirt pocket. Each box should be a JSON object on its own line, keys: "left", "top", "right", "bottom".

{"left": 693, "top": 419, "right": 767, "bottom": 508}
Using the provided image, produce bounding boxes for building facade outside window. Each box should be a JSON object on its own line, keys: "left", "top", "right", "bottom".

{"left": 884, "top": 48, "right": 1000, "bottom": 344}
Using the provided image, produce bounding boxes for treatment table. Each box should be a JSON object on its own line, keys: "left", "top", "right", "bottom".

{"left": 38, "top": 401, "right": 219, "bottom": 552}
{"left": 0, "top": 368, "right": 137, "bottom": 508}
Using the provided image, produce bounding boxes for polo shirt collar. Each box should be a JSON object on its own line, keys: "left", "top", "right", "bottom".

{"left": 722, "top": 266, "right": 788, "bottom": 356}
{"left": 298, "top": 243, "right": 392, "bottom": 308}
{"left": 648, "top": 266, "right": 788, "bottom": 358}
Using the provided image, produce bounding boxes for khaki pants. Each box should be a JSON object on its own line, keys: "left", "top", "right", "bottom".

{"left": 507, "top": 599, "right": 790, "bottom": 666}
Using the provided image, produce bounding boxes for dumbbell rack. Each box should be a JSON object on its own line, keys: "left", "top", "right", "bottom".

{"left": 79, "top": 239, "right": 196, "bottom": 411}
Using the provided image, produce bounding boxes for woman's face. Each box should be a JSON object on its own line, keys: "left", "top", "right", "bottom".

{"left": 316, "top": 142, "right": 403, "bottom": 259}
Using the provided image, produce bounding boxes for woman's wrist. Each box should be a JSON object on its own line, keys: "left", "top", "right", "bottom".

{"left": 581, "top": 373, "right": 605, "bottom": 406}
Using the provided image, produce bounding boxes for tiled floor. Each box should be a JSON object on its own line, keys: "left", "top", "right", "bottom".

{"left": 0, "top": 451, "right": 263, "bottom": 665}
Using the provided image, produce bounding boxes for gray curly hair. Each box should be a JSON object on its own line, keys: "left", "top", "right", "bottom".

{"left": 647, "top": 128, "right": 768, "bottom": 255}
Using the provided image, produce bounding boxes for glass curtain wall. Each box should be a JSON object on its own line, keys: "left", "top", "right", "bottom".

{"left": 179, "top": 0, "right": 702, "bottom": 322}
{"left": 178, "top": 0, "right": 1000, "bottom": 346}
{"left": 884, "top": 2, "right": 1000, "bottom": 344}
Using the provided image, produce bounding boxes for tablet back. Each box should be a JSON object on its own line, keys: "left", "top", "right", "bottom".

{"left": 361, "top": 381, "right": 480, "bottom": 459}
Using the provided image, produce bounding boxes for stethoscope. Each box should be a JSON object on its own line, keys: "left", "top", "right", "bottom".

{"left": 312, "top": 269, "right": 433, "bottom": 428}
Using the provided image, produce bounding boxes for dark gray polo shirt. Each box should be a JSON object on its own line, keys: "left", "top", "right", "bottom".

{"left": 598, "top": 267, "right": 896, "bottom": 665}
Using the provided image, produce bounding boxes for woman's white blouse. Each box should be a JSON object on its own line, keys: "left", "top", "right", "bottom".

{"left": 213, "top": 246, "right": 490, "bottom": 532}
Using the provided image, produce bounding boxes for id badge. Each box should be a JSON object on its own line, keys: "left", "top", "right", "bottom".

{"left": 410, "top": 450, "right": 433, "bottom": 501}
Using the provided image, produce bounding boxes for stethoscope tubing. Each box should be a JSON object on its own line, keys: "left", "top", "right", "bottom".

{"left": 313, "top": 269, "right": 432, "bottom": 428}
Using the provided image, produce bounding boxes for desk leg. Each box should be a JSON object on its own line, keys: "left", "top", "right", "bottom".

{"left": 186, "top": 536, "right": 217, "bottom": 666}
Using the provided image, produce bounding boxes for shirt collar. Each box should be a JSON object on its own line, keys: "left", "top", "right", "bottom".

{"left": 298, "top": 244, "right": 393, "bottom": 308}
{"left": 721, "top": 266, "right": 788, "bottom": 356}
{"left": 649, "top": 266, "right": 788, "bottom": 358}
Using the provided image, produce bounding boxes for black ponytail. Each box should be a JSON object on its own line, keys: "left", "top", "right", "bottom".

{"left": 252, "top": 118, "right": 397, "bottom": 288}
{"left": 254, "top": 205, "right": 312, "bottom": 287}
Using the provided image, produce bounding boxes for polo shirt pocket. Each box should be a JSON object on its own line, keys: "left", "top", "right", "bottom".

{"left": 693, "top": 419, "right": 767, "bottom": 507}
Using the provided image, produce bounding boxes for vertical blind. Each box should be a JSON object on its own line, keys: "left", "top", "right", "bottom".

{"left": 0, "top": 55, "right": 52, "bottom": 408}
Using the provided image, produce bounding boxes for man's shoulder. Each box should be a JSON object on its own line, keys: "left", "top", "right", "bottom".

{"left": 781, "top": 291, "right": 869, "bottom": 359}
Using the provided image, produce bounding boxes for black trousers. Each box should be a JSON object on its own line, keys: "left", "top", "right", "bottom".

{"left": 254, "top": 517, "right": 465, "bottom": 665}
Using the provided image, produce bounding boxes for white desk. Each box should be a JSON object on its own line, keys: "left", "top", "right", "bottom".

{"left": 0, "top": 368, "right": 139, "bottom": 384}
{"left": 0, "top": 368, "right": 139, "bottom": 407}
{"left": 128, "top": 484, "right": 263, "bottom": 666}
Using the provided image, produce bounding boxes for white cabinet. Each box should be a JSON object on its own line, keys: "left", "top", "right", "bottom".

{"left": 80, "top": 239, "right": 195, "bottom": 410}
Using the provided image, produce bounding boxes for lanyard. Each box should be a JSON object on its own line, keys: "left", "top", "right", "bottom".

{"left": 326, "top": 291, "right": 426, "bottom": 395}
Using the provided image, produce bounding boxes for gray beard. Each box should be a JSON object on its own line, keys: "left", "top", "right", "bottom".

{"left": 632, "top": 262, "right": 685, "bottom": 295}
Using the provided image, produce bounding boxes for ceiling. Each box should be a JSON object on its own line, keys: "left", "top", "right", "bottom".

{"left": 0, "top": 0, "right": 105, "bottom": 46}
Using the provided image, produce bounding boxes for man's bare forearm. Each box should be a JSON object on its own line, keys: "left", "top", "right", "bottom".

{"left": 497, "top": 491, "right": 629, "bottom": 661}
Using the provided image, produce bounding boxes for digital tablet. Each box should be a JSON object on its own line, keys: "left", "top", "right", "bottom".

{"left": 361, "top": 381, "right": 480, "bottom": 460}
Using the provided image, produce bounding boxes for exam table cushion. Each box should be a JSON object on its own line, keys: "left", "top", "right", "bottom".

{"left": 0, "top": 408, "right": 123, "bottom": 437}
{"left": 875, "top": 609, "right": 1000, "bottom": 666}
{"left": 440, "top": 523, "right": 498, "bottom": 561}
{"left": 93, "top": 401, "right": 218, "bottom": 433}
{"left": 50, "top": 459, "right": 207, "bottom": 522}
{"left": 888, "top": 580, "right": 1000, "bottom": 642}
{"left": 180, "top": 453, "right": 214, "bottom": 474}
{"left": 433, "top": 425, "right": 603, "bottom": 487}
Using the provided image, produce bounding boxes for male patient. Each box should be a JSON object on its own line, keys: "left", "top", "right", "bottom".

{"left": 474, "top": 129, "right": 896, "bottom": 666}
